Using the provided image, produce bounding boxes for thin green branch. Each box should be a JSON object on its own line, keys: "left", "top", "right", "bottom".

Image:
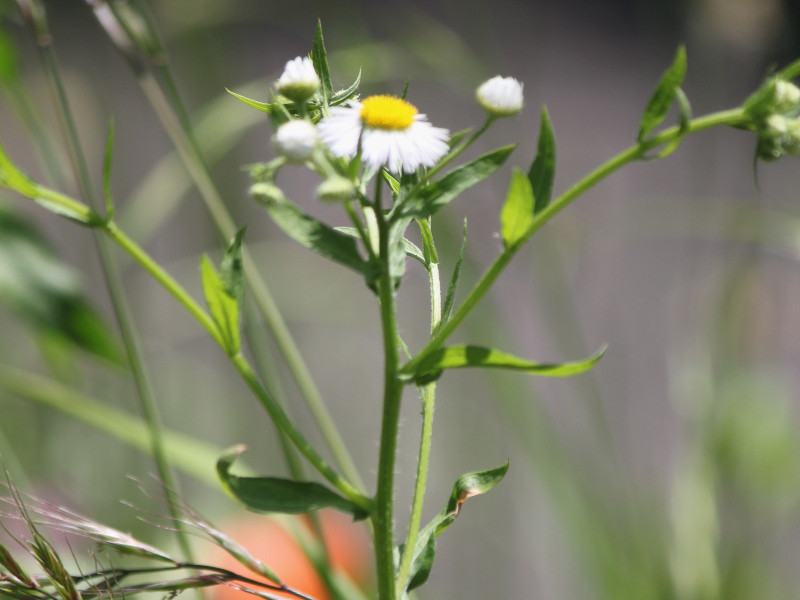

{"left": 405, "top": 107, "right": 749, "bottom": 373}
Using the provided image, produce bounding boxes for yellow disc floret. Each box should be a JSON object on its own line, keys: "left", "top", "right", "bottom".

{"left": 360, "top": 95, "right": 418, "bottom": 130}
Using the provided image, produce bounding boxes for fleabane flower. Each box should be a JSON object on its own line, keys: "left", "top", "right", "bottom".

{"left": 317, "top": 95, "right": 450, "bottom": 174}
{"left": 476, "top": 76, "right": 524, "bottom": 117}
{"left": 273, "top": 119, "right": 319, "bottom": 162}
{"left": 276, "top": 56, "right": 320, "bottom": 103}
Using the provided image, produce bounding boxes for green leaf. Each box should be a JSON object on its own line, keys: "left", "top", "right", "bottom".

{"left": 220, "top": 228, "right": 246, "bottom": 309}
{"left": 0, "top": 30, "right": 20, "bottom": 84}
{"left": 103, "top": 117, "right": 115, "bottom": 220}
{"left": 330, "top": 68, "right": 361, "bottom": 106}
{"left": 0, "top": 210, "right": 121, "bottom": 363}
{"left": 528, "top": 106, "right": 556, "bottom": 213}
{"left": 388, "top": 217, "right": 410, "bottom": 290}
{"left": 439, "top": 219, "right": 467, "bottom": 331}
{"left": 654, "top": 87, "right": 692, "bottom": 159}
{"left": 262, "top": 197, "right": 374, "bottom": 278}
{"left": 637, "top": 46, "right": 687, "bottom": 143}
{"left": 401, "top": 344, "right": 607, "bottom": 385}
{"left": 217, "top": 446, "right": 368, "bottom": 519}
{"left": 448, "top": 128, "right": 472, "bottom": 149}
{"left": 33, "top": 196, "right": 96, "bottom": 225}
{"left": 200, "top": 255, "right": 240, "bottom": 355}
{"left": 401, "top": 463, "right": 509, "bottom": 593}
{"left": 778, "top": 57, "right": 800, "bottom": 81}
{"left": 416, "top": 218, "right": 438, "bottom": 265}
{"left": 401, "top": 145, "right": 515, "bottom": 219}
{"left": 226, "top": 88, "right": 273, "bottom": 113}
{"left": 311, "top": 20, "right": 333, "bottom": 107}
{"left": 500, "top": 168, "right": 535, "bottom": 248}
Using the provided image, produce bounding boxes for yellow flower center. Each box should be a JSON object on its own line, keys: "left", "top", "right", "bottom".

{"left": 360, "top": 95, "right": 417, "bottom": 130}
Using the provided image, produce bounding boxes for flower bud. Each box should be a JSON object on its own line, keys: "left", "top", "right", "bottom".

{"left": 476, "top": 76, "right": 524, "bottom": 117}
{"left": 250, "top": 182, "right": 286, "bottom": 206}
{"left": 276, "top": 56, "right": 320, "bottom": 104}
{"left": 273, "top": 120, "right": 319, "bottom": 162}
{"left": 317, "top": 175, "right": 356, "bottom": 203}
{"left": 773, "top": 80, "right": 800, "bottom": 113}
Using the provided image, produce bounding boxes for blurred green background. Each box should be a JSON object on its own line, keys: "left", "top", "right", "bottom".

{"left": 1, "top": 0, "right": 800, "bottom": 598}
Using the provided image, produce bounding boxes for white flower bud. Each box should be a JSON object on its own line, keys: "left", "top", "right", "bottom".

{"left": 476, "top": 76, "right": 524, "bottom": 117}
{"left": 273, "top": 120, "right": 318, "bottom": 162}
{"left": 276, "top": 56, "right": 320, "bottom": 104}
{"left": 774, "top": 80, "right": 800, "bottom": 113}
{"left": 250, "top": 182, "right": 286, "bottom": 206}
{"left": 317, "top": 175, "right": 356, "bottom": 203}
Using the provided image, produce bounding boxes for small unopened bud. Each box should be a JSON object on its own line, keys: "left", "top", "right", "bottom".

{"left": 273, "top": 120, "right": 319, "bottom": 162}
{"left": 774, "top": 80, "right": 800, "bottom": 113}
{"left": 476, "top": 76, "right": 524, "bottom": 117}
{"left": 317, "top": 175, "right": 356, "bottom": 203}
{"left": 276, "top": 56, "right": 320, "bottom": 104}
{"left": 250, "top": 182, "right": 286, "bottom": 206}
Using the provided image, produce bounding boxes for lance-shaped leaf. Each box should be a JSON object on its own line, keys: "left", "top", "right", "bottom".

{"left": 220, "top": 228, "right": 246, "bottom": 309}
{"left": 637, "top": 46, "right": 687, "bottom": 143}
{"left": 200, "top": 255, "right": 240, "bottom": 355}
{"left": 401, "top": 145, "right": 515, "bottom": 219}
{"left": 261, "top": 197, "right": 375, "bottom": 278}
{"left": 654, "top": 87, "right": 693, "bottom": 159}
{"left": 336, "top": 226, "right": 426, "bottom": 266}
{"left": 401, "top": 344, "right": 607, "bottom": 385}
{"left": 438, "top": 220, "right": 467, "bottom": 331}
{"left": 330, "top": 69, "right": 361, "bottom": 106}
{"left": 217, "top": 446, "right": 368, "bottom": 520}
{"left": 500, "top": 168, "right": 535, "bottom": 249}
{"left": 226, "top": 88, "right": 273, "bottom": 113}
{"left": 103, "top": 117, "right": 115, "bottom": 220}
{"left": 400, "top": 463, "right": 509, "bottom": 593}
{"left": 311, "top": 20, "right": 333, "bottom": 107}
{"left": 528, "top": 106, "right": 556, "bottom": 214}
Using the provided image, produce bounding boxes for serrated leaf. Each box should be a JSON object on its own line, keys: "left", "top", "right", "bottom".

{"left": 637, "top": 46, "right": 687, "bottom": 143}
{"left": 528, "top": 106, "right": 556, "bottom": 213}
{"left": 439, "top": 219, "right": 467, "bottom": 331}
{"left": 401, "top": 463, "right": 509, "bottom": 593}
{"left": 263, "top": 198, "right": 374, "bottom": 278}
{"left": 226, "top": 88, "right": 273, "bottom": 113}
{"left": 401, "top": 145, "right": 515, "bottom": 219}
{"left": 311, "top": 20, "right": 333, "bottom": 107}
{"left": 330, "top": 68, "right": 361, "bottom": 106}
{"left": 200, "top": 255, "right": 240, "bottom": 355}
{"left": 217, "top": 446, "right": 368, "bottom": 519}
{"left": 220, "top": 228, "right": 246, "bottom": 309}
{"left": 500, "top": 168, "right": 535, "bottom": 248}
{"left": 402, "top": 344, "right": 607, "bottom": 384}
{"left": 103, "top": 117, "right": 115, "bottom": 220}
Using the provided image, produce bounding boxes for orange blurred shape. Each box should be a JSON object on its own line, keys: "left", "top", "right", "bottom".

{"left": 207, "top": 510, "right": 372, "bottom": 600}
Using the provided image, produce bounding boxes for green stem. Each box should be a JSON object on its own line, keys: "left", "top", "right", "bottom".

{"left": 19, "top": 0, "right": 196, "bottom": 564}
{"left": 395, "top": 253, "right": 441, "bottom": 596}
{"left": 405, "top": 107, "right": 748, "bottom": 373}
{"left": 373, "top": 180, "right": 404, "bottom": 600}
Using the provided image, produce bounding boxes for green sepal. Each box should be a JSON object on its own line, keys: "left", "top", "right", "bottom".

{"left": 528, "top": 106, "right": 556, "bottom": 213}
{"left": 400, "top": 462, "right": 509, "bottom": 593}
{"left": 637, "top": 45, "right": 687, "bottom": 143}
{"left": 500, "top": 168, "right": 535, "bottom": 249}
{"left": 220, "top": 228, "right": 246, "bottom": 309}
{"left": 401, "top": 344, "right": 607, "bottom": 385}
{"left": 261, "top": 196, "right": 376, "bottom": 279}
{"left": 311, "top": 20, "right": 333, "bottom": 107}
{"left": 400, "top": 145, "right": 515, "bottom": 219}
{"left": 200, "top": 255, "right": 240, "bottom": 355}
{"left": 102, "top": 117, "right": 115, "bottom": 220}
{"left": 217, "top": 446, "right": 369, "bottom": 520}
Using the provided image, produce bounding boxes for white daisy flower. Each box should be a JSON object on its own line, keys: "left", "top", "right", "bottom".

{"left": 476, "top": 76, "right": 524, "bottom": 117}
{"left": 276, "top": 56, "right": 320, "bottom": 103}
{"left": 317, "top": 95, "right": 450, "bottom": 174}
{"left": 273, "top": 119, "right": 319, "bottom": 162}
